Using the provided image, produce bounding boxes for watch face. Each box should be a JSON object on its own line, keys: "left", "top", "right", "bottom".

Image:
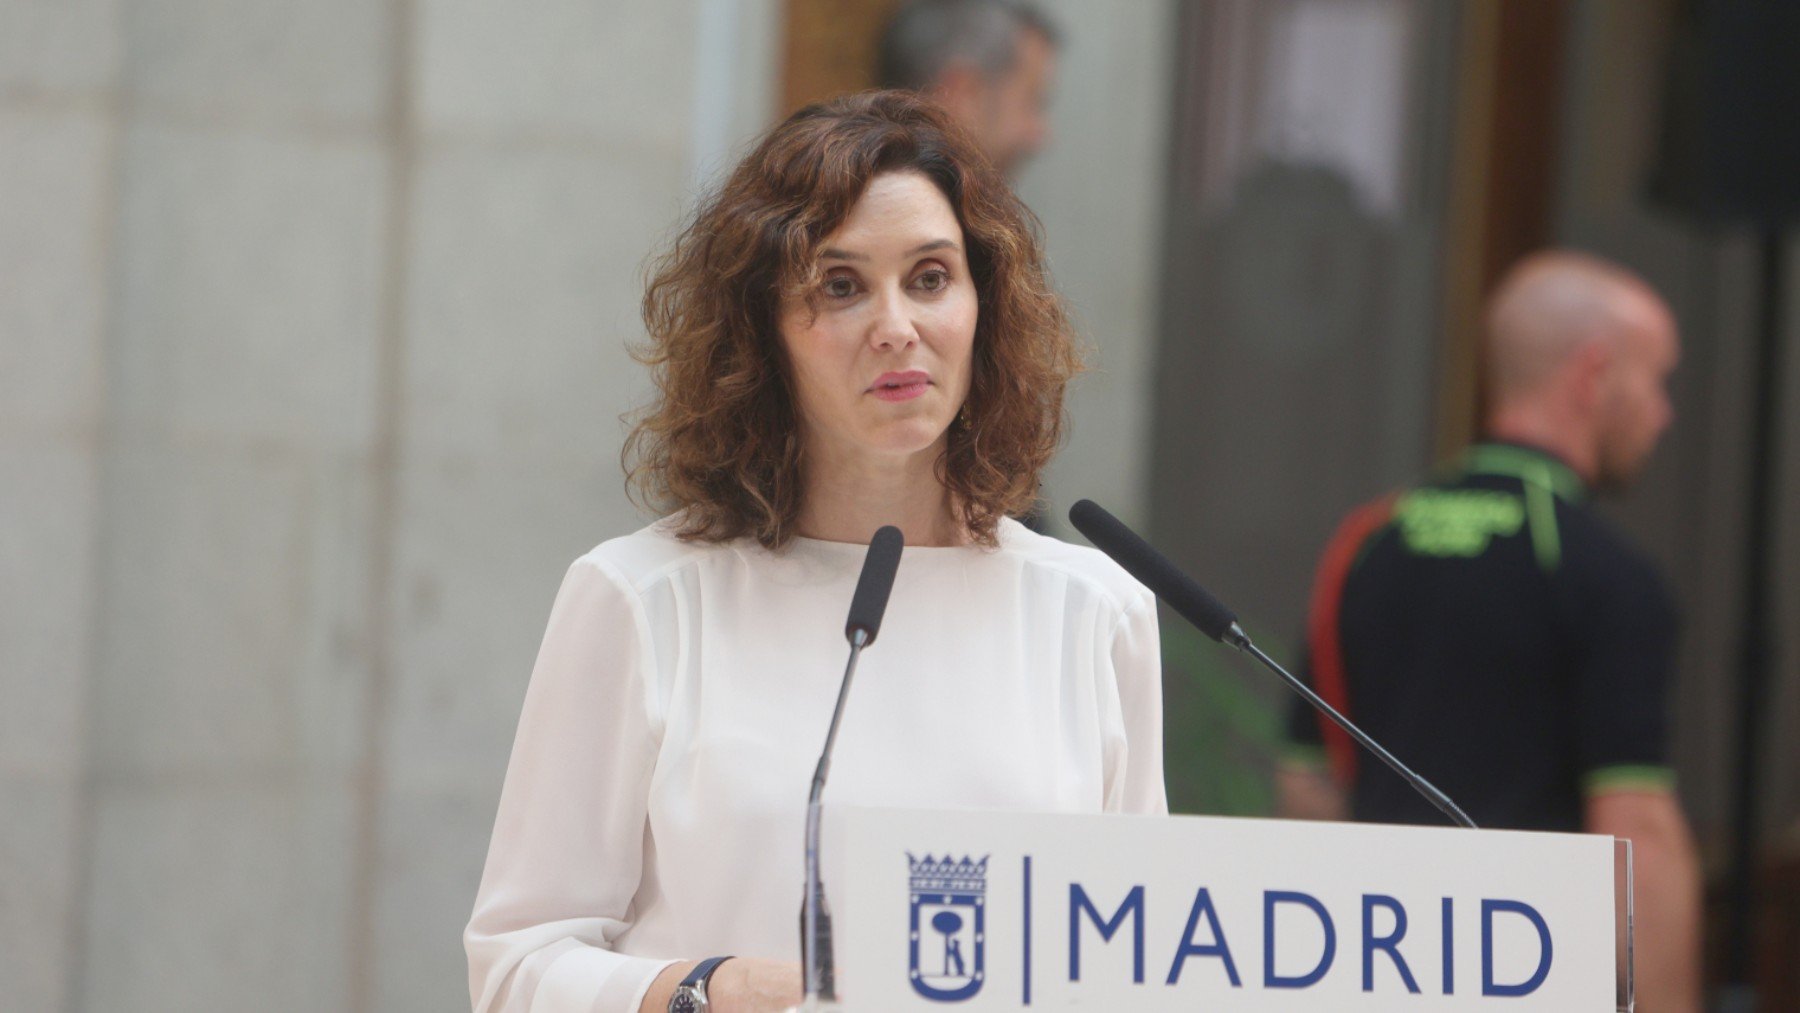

{"left": 670, "top": 990, "right": 700, "bottom": 1013}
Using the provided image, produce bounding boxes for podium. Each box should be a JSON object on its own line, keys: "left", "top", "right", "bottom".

{"left": 820, "top": 807, "right": 1633, "bottom": 1010}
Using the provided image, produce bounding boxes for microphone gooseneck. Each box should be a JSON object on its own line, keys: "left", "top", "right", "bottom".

{"left": 804, "top": 525, "right": 905, "bottom": 1003}
{"left": 1067, "top": 500, "right": 1477, "bottom": 830}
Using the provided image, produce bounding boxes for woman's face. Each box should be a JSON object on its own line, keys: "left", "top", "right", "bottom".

{"left": 776, "top": 171, "right": 978, "bottom": 465}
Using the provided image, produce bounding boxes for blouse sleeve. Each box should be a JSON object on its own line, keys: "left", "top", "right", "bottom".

{"left": 464, "top": 557, "right": 676, "bottom": 1013}
{"left": 1102, "top": 588, "right": 1169, "bottom": 815}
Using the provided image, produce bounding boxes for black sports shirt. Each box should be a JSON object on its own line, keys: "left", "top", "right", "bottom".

{"left": 1285, "top": 441, "right": 1678, "bottom": 831}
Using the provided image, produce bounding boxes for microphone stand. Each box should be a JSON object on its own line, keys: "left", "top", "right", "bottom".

{"left": 800, "top": 629, "right": 869, "bottom": 1008}
{"left": 1218, "top": 621, "right": 1477, "bottom": 829}
{"left": 1066, "top": 499, "right": 1477, "bottom": 830}
{"left": 795, "top": 522, "right": 900, "bottom": 1012}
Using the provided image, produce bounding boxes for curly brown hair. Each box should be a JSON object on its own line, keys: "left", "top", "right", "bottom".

{"left": 625, "top": 90, "right": 1080, "bottom": 548}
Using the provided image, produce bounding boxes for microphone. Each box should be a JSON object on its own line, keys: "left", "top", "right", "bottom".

{"left": 844, "top": 525, "right": 903, "bottom": 647}
{"left": 1067, "top": 500, "right": 1477, "bottom": 830}
{"left": 1067, "top": 499, "right": 1243, "bottom": 646}
{"left": 803, "top": 525, "right": 904, "bottom": 1004}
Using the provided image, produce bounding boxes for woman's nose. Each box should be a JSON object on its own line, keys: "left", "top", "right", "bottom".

{"left": 868, "top": 288, "right": 919, "bottom": 350}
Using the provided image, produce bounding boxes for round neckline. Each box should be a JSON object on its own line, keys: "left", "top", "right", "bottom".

{"left": 784, "top": 516, "right": 1023, "bottom": 555}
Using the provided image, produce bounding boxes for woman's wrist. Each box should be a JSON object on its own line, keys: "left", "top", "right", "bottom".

{"left": 706, "top": 960, "right": 746, "bottom": 1010}
{"left": 638, "top": 956, "right": 800, "bottom": 1013}
{"left": 708, "top": 957, "right": 803, "bottom": 1013}
{"left": 639, "top": 960, "right": 696, "bottom": 1013}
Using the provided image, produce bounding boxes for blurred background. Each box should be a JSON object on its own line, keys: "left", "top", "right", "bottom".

{"left": 2, "top": 0, "right": 1796, "bottom": 1009}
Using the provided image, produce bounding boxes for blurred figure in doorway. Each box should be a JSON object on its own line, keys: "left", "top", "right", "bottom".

{"left": 877, "top": 0, "right": 1059, "bottom": 178}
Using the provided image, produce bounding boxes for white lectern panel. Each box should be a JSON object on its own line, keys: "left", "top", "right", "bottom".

{"left": 825, "top": 807, "right": 1625, "bottom": 1010}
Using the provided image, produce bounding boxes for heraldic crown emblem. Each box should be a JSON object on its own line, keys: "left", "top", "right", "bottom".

{"left": 907, "top": 853, "right": 989, "bottom": 1002}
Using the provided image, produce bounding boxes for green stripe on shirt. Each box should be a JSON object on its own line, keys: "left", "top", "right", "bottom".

{"left": 1583, "top": 764, "right": 1676, "bottom": 795}
{"left": 1280, "top": 743, "right": 1329, "bottom": 768}
{"left": 1525, "top": 465, "right": 1562, "bottom": 571}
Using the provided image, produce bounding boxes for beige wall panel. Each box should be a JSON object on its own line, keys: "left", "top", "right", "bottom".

{"left": 415, "top": 0, "right": 698, "bottom": 150}
{"left": 123, "top": 0, "right": 391, "bottom": 125}
{"left": 92, "top": 446, "right": 375, "bottom": 777}
{"left": 0, "top": 0, "right": 121, "bottom": 96}
{"left": 110, "top": 123, "right": 388, "bottom": 450}
{"left": 399, "top": 144, "right": 680, "bottom": 464}
{"left": 79, "top": 780, "right": 357, "bottom": 1012}
{"left": 0, "top": 107, "right": 112, "bottom": 434}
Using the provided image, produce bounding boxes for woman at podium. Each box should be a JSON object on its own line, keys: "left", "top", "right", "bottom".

{"left": 465, "top": 90, "right": 1166, "bottom": 1013}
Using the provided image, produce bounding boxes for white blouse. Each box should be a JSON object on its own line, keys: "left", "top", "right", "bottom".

{"left": 465, "top": 517, "right": 1165, "bottom": 1013}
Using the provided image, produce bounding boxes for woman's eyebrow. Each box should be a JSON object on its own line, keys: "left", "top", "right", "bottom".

{"left": 906, "top": 239, "right": 960, "bottom": 256}
{"left": 817, "top": 239, "right": 960, "bottom": 262}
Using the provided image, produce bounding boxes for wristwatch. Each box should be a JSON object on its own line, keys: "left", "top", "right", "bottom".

{"left": 668, "top": 956, "right": 733, "bottom": 1013}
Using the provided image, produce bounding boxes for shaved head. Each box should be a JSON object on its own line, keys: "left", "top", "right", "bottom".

{"left": 1484, "top": 251, "right": 1670, "bottom": 403}
{"left": 1481, "top": 250, "right": 1679, "bottom": 489}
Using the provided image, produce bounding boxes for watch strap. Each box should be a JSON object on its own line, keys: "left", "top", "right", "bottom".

{"left": 680, "top": 955, "right": 733, "bottom": 991}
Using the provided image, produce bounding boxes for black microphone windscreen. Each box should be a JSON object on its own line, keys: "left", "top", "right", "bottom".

{"left": 1067, "top": 499, "right": 1239, "bottom": 642}
{"left": 845, "top": 525, "right": 904, "bottom": 646}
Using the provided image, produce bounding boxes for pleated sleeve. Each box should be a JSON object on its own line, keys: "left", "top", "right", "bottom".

{"left": 465, "top": 557, "right": 676, "bottom": 1013}
{"left": 1101, "top": 586, "right": 1168, "bottom": 815}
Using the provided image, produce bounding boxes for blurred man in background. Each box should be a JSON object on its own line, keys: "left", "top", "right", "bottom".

{"left": 877, "top": 0, "right": 1059, "bottom": 177}
{"left": 1279, "top": 251, "right": 1702, "bottom": 1011}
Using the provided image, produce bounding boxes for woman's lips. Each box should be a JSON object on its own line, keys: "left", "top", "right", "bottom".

{"left": 868, "top": 371, "right": 931, "bottom": 402}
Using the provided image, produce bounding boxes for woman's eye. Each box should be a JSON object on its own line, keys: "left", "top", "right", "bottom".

{"left": 914, "top": 270, "right": 949, "bottom": 292}
{"left": 823, "top": 276, "right": 858, "bottom": 298}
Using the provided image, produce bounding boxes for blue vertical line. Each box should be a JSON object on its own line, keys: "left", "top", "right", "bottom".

{"left": 1023, "top": 855, "right": 1033, "bottom": 1005}
{"left": 1442, "top": 897, "right": 1454, "bottom": 995}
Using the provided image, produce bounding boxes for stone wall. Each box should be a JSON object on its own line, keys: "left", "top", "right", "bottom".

{"left": 1, "top": 2, "right": 776, "bottom": 1009}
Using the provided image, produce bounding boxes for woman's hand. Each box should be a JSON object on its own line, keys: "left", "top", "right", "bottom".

{"left": 640, "top": 958, "right": 801, "bottom": 1013}
{"left": 710, "top": 958, "right": 802, "bottom": 1013}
